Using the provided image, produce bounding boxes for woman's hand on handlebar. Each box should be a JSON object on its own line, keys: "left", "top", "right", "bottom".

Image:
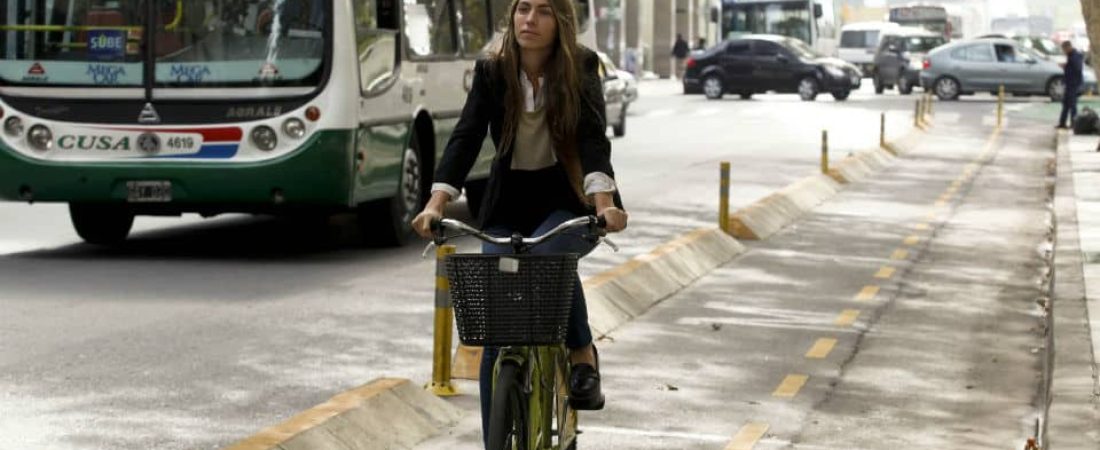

{"left": 598, "top": 206, "right": 628, "bottom": 233}
{"left": 411, "top": 208, "right": 442, "bottom": 239}
{"left": 412, "top": 191, "right": 452, "bottom": 239}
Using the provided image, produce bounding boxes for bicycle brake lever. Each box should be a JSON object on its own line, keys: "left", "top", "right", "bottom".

{"left": 600, "top": 237, "right": 620, "bottom": 252}
{"left": 421, "top": 241, "right": 438, "bottom": 259}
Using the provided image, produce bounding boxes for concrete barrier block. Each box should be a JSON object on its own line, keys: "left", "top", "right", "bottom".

{"left": 223, "top": 379, "right": 461, "bottom": 450}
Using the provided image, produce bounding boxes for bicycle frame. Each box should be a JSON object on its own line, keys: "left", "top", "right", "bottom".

{"left": 495, "top": 345, "right": 577, "bottom": 449}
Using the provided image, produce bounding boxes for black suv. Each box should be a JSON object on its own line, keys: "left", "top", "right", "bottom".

{"left": 871, "top": 28, "right": 946, "bottom": 95}
{"left": 683, "top": 35, "right": 862, "bottom": 101}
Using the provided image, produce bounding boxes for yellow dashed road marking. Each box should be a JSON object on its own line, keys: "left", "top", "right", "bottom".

{"left": 835, "top": 309, "right": 860, "bottom": 326}
{"left": 855, "top": 285, "right": 880, "bottom": 301}
{"left": 725, "top": 423, "right": 770, "bottom": 450}
{"left": 891, "top": 249, "right": 909, "bottom": 260}
{"left": 904, "top": 235, "right": 921, "bottom": 246}
{"left": 805, "top": 338, "right": 838, "bottom": 359}
{"left": 773, "top": 374, "right": 809, "bottom": 398}
{"left": 874, "top": 266, "right": 896, "bottom": 279}
{"left": 914, "top": 223, "right": 930, "bottom": 231}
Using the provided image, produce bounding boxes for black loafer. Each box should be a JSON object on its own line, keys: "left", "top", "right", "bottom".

{"left": 569, "top": 348, "right": 605, "bottom": 410}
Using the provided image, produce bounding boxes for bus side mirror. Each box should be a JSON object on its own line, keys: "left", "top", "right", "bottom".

{"left": 813, "top": 3, "right": 823, "bottom": 18}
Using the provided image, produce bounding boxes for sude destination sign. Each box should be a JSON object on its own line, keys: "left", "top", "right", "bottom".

{"left": 87, "top": 30, "right": 126, "bottom": 61}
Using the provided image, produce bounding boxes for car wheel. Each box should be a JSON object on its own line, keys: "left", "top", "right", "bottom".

{"left": 703, "top": 75, "right": 724, "bottom": 100}
{"left": 739, "top": 92, "right": 753, "bottom": 100}
{"left": 1048, "top": 77, "right": 1066, "bottom": 102}
{"left": 898, "top": 77, "right": 913, "bottom": 95}
{"left": 70, "top": 203, "right": 134, "bottom": 245}
{"left": 873, "top": 74, "right": 884, "bottom": 94}
{"left": 798, "top": 77, "right": 819, "bottom": 101}
{"left": 934, "top": 76, "right": 960, "bottom": 101}
{"left": 613, "top": 107, "right": 626, "bottom": 137}
{"left": 832, "top": 90, "right": 851, "bottom": 101}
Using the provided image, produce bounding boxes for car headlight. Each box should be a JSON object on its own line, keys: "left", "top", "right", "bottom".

{"left": 824, "top": 66, "right": 845, "bottom": 78}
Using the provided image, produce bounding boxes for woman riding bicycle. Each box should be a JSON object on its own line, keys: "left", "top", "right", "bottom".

{"left": 411, "top": 0, "right": 627, "bottom": 444}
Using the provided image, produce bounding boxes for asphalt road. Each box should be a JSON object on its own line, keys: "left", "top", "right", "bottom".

{"left": 0, "top": 82, "right": 1055, "bottom": 450}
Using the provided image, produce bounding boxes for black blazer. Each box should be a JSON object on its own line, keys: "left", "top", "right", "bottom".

{"left": 433, "top": 48, "right": 621, "bottom": 225}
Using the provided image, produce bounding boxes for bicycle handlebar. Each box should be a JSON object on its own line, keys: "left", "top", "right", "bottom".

{"left": 430, "top": 216, "right": 606, "bottom": 248}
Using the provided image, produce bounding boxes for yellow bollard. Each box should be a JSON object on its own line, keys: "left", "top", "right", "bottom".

{"left": 719, "top": 162, "right": 730, "bottom": 234}
{"left": 428, "top": 244, "right": 459, "bottom": 396}
{"left": 915, "top": 97, "right": 924, "bottom": 126}
{"left": 880, "top": 112, "right": 886, "bottom": 148}
{"left": 927, "top": 93, "right": 934, "bottom": 117}
{"left": 821, "top": 130, "right": 829, "bottom": 174}
{"left": 997, "top": 85, "right": 1005, "bottom": 127}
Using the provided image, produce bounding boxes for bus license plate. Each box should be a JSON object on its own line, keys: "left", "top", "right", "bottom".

{"left": 127, "top": 181, "right": 172, "bottom": 203}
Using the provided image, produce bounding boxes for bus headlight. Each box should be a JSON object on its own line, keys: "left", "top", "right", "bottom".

{"left": 282, "top": 118, "right": 306, "bottom": 139}
{"left": 4, "top": 117, "right": 24, "bottom": 137}
{"left": 27, "top": 125, "right": 53, "bottom": 152}
{"left": 251, "top": 125, "right": 278, "bottom": 151}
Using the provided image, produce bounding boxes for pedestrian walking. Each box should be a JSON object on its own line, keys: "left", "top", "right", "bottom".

{"left": 672, "top": 33, "right": 690, "bottom": 79}
{"left": 696, "top": 37, "right": 706, "bottom": 51}
{"left": 1058, "top": 40, "right": 1085, "bottom": 129}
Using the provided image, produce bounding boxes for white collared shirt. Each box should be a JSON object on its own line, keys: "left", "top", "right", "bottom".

{"left": 432, "top": 71, "right": 617, "bottom": 200}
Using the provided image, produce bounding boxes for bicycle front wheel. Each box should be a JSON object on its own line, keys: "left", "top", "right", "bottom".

{"left": 488, "top": 361, "right": 528, "bottom": 450}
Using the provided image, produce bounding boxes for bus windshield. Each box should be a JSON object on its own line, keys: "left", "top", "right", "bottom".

{"left": 0, "top": 0, "right": 328, "bottom": 88}
{"left": 722, "top": 1, "right": 812, "bottom": 44}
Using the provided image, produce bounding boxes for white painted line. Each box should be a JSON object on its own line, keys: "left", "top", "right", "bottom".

{"left": 647, "top": 109, "right": 676, "bottom": 118}
{"left": 582, "top": 425, "right": 730, "bottom": 442}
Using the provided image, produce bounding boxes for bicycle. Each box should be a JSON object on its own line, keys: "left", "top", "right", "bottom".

{"left": 428, "top": 216, "right": 617, "bottom": 450}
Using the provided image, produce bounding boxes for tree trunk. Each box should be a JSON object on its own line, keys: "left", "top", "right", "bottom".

{"left": 1082, "top": 0, "right": 1100, "bottom": 69}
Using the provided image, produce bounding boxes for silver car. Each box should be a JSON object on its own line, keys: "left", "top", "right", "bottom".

{"left": 919, "top": 38, "right": 1097, "bottom": 101}
{"left": 597, "top": 51, "right": 628, "bottom": 137}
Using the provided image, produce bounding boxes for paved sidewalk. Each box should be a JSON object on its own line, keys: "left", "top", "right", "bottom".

{"left": 1049, "top": 130, "right": 1100, "bottom": 447}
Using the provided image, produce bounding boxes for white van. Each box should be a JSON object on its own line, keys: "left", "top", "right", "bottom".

{"left": 839, "top": 22, "right": 900, "bottom": 74}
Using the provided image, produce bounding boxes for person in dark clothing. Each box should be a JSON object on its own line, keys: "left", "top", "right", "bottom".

{"left": 1059, "top": 40, "right": 1085, "bottom": 129}
{"left": 672, "top": 33, "right": 690, "bottom": 79}
{"left": 696, "top": 37, "right": 706, "bottom": 50}
{"left": 410, "top": 0, "right": 627, "bottom": 447}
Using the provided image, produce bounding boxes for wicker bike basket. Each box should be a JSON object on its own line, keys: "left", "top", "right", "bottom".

{"left": 445, "top": 253, "right": 579, "bottom": 346}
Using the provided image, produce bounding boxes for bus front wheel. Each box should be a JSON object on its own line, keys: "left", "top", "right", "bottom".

{"left": 69, "top": 203, "right": 134, "bottom": 245}
{"left": 360, "top": 132, "right": 425, "bottom": 247}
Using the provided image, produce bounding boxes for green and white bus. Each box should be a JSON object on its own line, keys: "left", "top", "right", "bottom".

{"left": 0, "top": 0, "right": 595, "bottom": 246}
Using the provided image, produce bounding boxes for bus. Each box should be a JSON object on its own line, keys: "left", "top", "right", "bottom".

{"left": 0, "top": 0, "right": 595, "bottom": 246}
{"left": 888, "top": 5, "right": 951, "bottom": 40}
{"left": 716, "top": 0, "right": 838, "bottom": 56}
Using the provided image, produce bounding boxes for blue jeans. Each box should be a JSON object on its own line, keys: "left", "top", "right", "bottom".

{"left": 478, "top": 210, "right": 597, "bottom": 448}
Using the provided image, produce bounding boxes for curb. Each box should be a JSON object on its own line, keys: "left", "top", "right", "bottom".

{"left": 1047, "top": 130, "right": 1100, "bottom": 448}
{"left": 729, "top": 129, "right": 920, "bottom": 241}
{"left": 583, "top": 227, "right": 746, "bottom": 337}
{"left": 222, "top": 378, "right": 462, "bottom": 450}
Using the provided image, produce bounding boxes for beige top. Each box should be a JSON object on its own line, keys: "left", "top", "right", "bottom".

{"left": 510, "top": 107, "right": 557, "bottom": 170}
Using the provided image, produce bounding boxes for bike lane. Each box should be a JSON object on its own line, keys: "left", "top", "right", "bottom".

{"left": 417, "top": 103, "right": 1054, "bottom": 449}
